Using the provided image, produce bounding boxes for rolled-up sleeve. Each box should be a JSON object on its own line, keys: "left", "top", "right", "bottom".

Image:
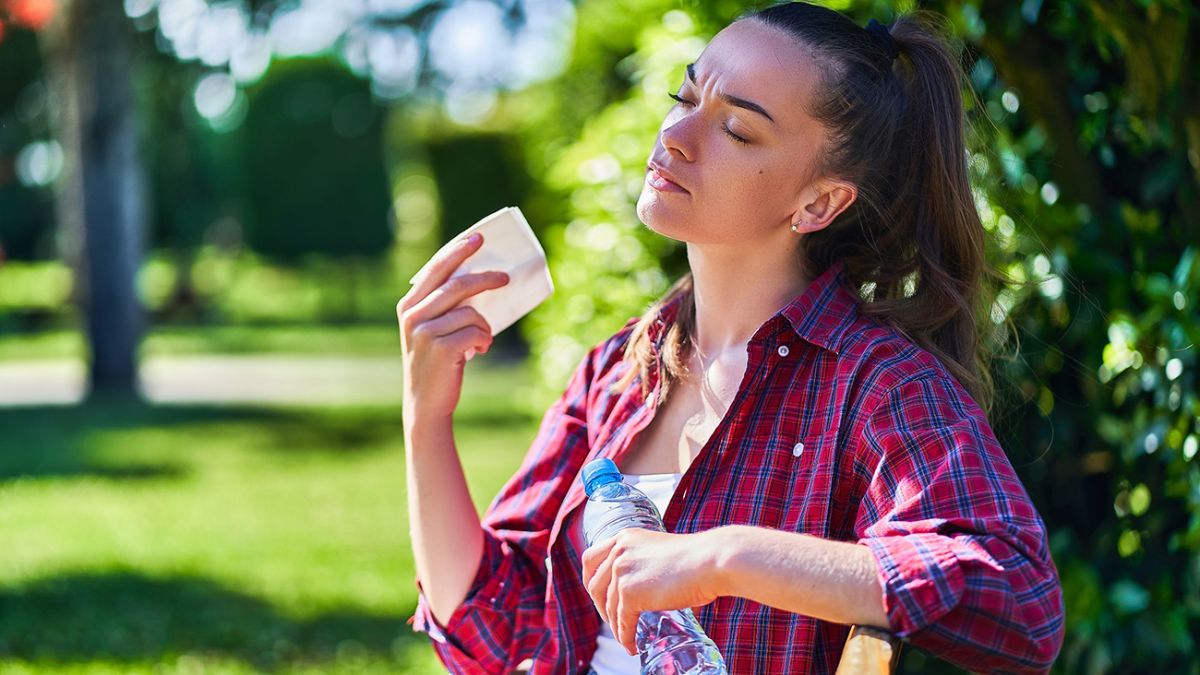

{"left": 854, "top": 375, "right": 1065, "bottom": 673}
{"left": 408, "top": 348, "right": 597, "bottom": 674}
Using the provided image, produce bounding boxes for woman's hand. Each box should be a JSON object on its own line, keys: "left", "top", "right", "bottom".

{"left": 397, "top": 233, "right": 510, "bottom": 421}
{"left": 581, "top": 528, "right": 724, "bottom": 656}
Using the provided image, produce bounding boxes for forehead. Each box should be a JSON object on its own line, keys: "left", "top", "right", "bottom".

{"left": 694, "top": 19, "right": 823, "bottom": 129}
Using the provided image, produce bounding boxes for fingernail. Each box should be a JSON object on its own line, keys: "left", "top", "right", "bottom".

{"left": 467, "top": 233, "right": 481, "bottom": 245}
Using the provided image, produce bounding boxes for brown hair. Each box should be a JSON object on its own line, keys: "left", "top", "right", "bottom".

{"left": 613, "top": 2, "right": 1004, "bottom": 412}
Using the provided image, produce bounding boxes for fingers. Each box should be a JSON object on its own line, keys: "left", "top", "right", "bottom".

{"left": 397, "top": 271, "right": 507, "bottom": 355}
{"left": 581, "top": 539, "right": 616, "bottom": 585}
{"left": 616, "top": 598, "right": 638, "bottom": 656}
{"left": 405, "top": 232, "right": 484, "bottom": 303}
{"left": 444, "top": 324, "right": 494, "bottom": 365}
{"left": 405, "top": 313, "right": 493, "bottom": 365}
{"left": 417, "top": 305, "right": 494, "bottom": 342}
{"left": 606, "top": 562, "right": 622, "bottom": 640}
{"left": 401, "top": 269, "right": 509, "bottom": 330}
{"left": 584, "top": 539, "right": 640, "bottom": 656}
{"left": 585, "top": 549, "right": 616, "bottom": 625}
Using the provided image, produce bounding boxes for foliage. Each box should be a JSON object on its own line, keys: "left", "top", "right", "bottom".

{"left": 0, "top": 25, "right": 54, "bottom": 261}
{"left": 238, "top": 58, "right": 392, "bottom": 263}
{"left": 425, "top": 133, "right": 533, "bottom": 248}
{"left": 521, "top": 5, "right": 712, "bottom": 397}
{"left": 947, "top": 1, "right": 1199, "bottom": 671}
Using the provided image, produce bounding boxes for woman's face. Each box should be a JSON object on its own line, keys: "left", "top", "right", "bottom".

{"left": 637, "top": 19, "right": 831, "bottom": 245}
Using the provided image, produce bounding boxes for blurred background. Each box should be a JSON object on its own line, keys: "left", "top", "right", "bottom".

{"left": 0, "top": 0, "right": 1196, "bottom": 672}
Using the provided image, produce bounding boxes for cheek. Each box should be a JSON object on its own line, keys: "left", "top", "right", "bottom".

{"left": 638, "top": 141, "right": 795, "bottom": 237}
{"left": 712, "top": 163, "right": 786, "bottom": 214}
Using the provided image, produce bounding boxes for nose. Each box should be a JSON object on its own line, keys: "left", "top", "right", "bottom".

{"left": 659, "top": 114, "right": 694, "bottom": 162}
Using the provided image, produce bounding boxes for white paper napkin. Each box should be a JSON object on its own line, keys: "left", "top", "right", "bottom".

{"left": 408, "top": 206, "right": 554, "bottom": 356}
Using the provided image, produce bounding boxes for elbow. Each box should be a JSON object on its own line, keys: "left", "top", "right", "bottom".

{"left": 430, "top": 597, "right": 467, "bottom": 629}
{"left": 1016, "top": 572, "right": 1066, "bottom": 672}
{"left": 1008, "top": 627, "right": 1063, "bottom": 674}
{"left": 978, "top": 566, "right": 1066, "bottom": 673}
{"left": 919, "top": 565, "right": 1066, "bottom": 673}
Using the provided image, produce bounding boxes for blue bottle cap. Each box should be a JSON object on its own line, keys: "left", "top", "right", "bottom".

{"left": 581, "top": 457, "right": 623, "bottom": 497}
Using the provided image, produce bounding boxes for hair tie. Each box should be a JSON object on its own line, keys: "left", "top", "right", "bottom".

{"left": 865, "top": 18, "right": 899, "bottom": 62}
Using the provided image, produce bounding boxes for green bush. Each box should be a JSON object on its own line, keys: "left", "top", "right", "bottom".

{"left": 239, "top": 58, "right": 392, "bottom": 263}
{"left": 524, "top": 9, "right": 709, "bottom": 399}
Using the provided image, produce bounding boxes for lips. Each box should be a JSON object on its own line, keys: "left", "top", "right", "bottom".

{"left": 646, "top": 161, "right": 689, "bottom": 193}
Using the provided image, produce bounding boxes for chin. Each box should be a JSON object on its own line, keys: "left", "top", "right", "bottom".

{"left": 636, "top": 189, "right": 682, "bottom": 238}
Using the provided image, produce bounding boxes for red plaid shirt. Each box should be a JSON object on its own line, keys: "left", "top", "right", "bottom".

{"left": 409, "top": 260, "right": 1064, "bottom": 674}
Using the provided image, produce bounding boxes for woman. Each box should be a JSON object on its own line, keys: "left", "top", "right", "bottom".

{"left": 398, "top": 2, "right": 1065, "bottom": 673}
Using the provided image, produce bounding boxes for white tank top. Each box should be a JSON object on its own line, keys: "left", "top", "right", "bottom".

{"left": 586, "top": 472, "right": 685, "bottom": 675}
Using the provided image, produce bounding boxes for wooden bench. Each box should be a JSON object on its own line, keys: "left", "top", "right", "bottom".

{"left": 834, "top": 626, "right": 902, "bottom": 674}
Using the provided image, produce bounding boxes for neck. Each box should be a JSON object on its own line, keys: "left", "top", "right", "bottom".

{"left": 685, "top": 236, "right": 809, "bottom": 361}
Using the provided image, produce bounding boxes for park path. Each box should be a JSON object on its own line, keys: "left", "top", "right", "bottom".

{"left": 0, "top": 355, "right": 406, "bottom": 406}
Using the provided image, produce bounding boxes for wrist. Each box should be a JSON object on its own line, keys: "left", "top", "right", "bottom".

{"left": 403, "top": 410, "right": 455, "bottom": 449}
{"left": 703, "top": 525, "right": 749, "bottom": 598}
{"left": 403, "top": 396, "right": 453, "bottom": 425}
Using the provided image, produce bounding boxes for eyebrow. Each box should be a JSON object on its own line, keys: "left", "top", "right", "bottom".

{"left": 686, "top": 62, "right": 776, "bottom": 125}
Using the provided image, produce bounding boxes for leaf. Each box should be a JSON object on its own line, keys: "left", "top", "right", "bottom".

{"left": 1173, "top": 247, "right": 1196, "bottom": 288}
{"left": 1110, "top": 580, "right": 1151, "bottom": 614}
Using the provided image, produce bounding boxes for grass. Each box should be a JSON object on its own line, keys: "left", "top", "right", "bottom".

{"left": 0, "top": 329, "right": 84, "bottom": 362}
{"left": 0, "top": 360, "right": 541, "bottom": 673}
{"left": 0, "top": 325, "right": 405, "bottom": 362}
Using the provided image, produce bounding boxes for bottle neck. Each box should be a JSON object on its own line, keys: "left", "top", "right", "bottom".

{"left": 584, "top": 473, "right": 623, "bottom": 498}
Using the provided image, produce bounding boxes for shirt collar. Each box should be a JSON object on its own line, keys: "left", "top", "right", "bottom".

{"left": 649, "top": 259, "right": 859, "bottom": 355}
{"left": 777, "top": 259, "right": 859, "bottom": 353}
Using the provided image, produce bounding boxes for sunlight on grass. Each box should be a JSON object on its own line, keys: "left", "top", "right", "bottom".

{"left": 0, "top": 361, "right": 541, "bottom": 673}
{"left": 0, "top": 325, "right": 406, "bottom": 363}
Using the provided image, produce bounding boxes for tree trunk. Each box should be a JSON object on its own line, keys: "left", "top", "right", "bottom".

{"left": 44, "top": 0, "right": 146, "bottom": 399}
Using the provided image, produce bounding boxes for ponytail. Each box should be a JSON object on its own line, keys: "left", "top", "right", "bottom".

{"left": 847, "top": 11, "right": 998, "bottom": 411}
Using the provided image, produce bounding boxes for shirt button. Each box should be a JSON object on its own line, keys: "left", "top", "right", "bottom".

{"left": 792, "top": 442, "right": 805, "bottom": 457}
{"left": 777, "top": 344, "right": 790, "bottom": 357}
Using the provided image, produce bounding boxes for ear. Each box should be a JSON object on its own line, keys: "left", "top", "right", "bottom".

{"left": 788, "top": 179, "right": 857, "bottom": 234}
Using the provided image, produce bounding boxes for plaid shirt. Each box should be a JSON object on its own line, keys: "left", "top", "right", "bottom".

{"left": 409, "top": 260, "right": 1064, "bottom": 674}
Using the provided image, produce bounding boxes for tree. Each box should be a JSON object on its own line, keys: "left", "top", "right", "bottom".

{"left": 41, "top": 0, "right": 147, "bottom": 397}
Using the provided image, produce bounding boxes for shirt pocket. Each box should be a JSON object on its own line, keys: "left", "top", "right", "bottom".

{"left": 699, "top": 431, "right": 808, "bottom": 532}
{"left": 780, "top": 428, "right": 838, "bottom": 538}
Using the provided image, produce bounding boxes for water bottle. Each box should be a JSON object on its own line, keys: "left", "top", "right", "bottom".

{"left": 581, "top": 458, "right": 728, "bottom": 675}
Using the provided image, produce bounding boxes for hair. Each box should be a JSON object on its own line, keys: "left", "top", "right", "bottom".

{"left": 613, "top": 1, "right": 1005, "bottom": 413}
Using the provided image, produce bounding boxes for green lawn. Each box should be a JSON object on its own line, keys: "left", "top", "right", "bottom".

{"left": 0, "top": 360, "right": 540, "bottom": 673}
{"left": 0, "top": 324, "right": 405, "bottom": 362}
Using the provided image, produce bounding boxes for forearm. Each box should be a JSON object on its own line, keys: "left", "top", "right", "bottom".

{"left": 405, "top": 412, "right": 484, "bottom": 626}
{"left": 708, "top": 525, "right": 889, "bottom": 629}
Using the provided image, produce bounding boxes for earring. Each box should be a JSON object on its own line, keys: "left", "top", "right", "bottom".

{"left": 790, "top": 221, "right": 803, "bottom": 233}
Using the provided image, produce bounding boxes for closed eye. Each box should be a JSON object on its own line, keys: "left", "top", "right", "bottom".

{"left": 667, "top": 92, "right": 750, "bottom": 145}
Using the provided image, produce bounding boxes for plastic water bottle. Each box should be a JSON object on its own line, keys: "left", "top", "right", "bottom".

{"left": 581, "top": 458, "right": 728, "bottom": 675}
